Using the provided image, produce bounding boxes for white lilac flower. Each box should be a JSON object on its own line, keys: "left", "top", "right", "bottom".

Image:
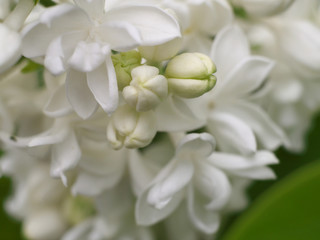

{"left": 135, "top": 133, "right": 228, "bottom": 234}
{"left": 21, "top": 0, "right": 181, "bottom": 118}
{"left": 240, "top": 1, "right": 320, "bottom": 151}
{"left": 135, "top": 133, "right": 278, "bottom": 234}
{"left": 206, "top": 25, "right": 286, "bottom": 154}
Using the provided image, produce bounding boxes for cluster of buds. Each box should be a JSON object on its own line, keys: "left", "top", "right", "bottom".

{"left": 107, "top": 50, "right": 217, "bottom": 149}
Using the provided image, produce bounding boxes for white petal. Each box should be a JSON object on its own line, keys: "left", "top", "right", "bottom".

{"left": 79, "top": 143, "right": 126, "bottom": 176}
{"left": 128, "top": 150, "right": 158, "bottom": 196}
{"left": 22, "top": 21, "right": 52, "bottom": 58}
{"left": 44, "top": 84, "right": 73, "bottom": 117}
{"left": 22, "top": 4, "right": 90, "bottom": 58}
{"left": 155, "top": 96, "right": 205, "bottom": 132}
{"left": 0, "top": 132, "right": 33, "bottom": 147}
{"left": 106, "top": 5, "right": 181, "bottom": 45}
{"left": 187, "top": 186, "right": 220, "bottom": 234}
{"left": 176, "top": 133, "right": 216, "bottom": 159}
{"left": 74, "top": 0, "right": 105, "bottom": 19}
{"left": 72, "top": 171, "right": 121, "bottom": 196}
{"left": 147, "top": 159, "right": 194, "bottom": 210}
{"left": 28, "top": 121, "right": 69, "bottom": 147}
{"left": 182, "top": 33, "right": 213, "bottom": 54}
{"left": 208, "top": 111, "right": 257, "bottom": 155}
{"left": 68, "top": 41, "right": 108, "bottom": 72}
{"left": 277, "top": 20, "right": 320, "bottom": 79}
{"left": 45, "top": 31, "right": 87, "bottom": 75}
{"left": 190, "top": 0, "right": 233, "bottom": 35}
{"left": 135, "top": 157, "right": 193, "bottom": 226}
{"left": 226, "top": 101, "right": 287, "bottom": 150}
{"left": 44, "top": 36, "right": 65, "bottom": 75}
{"left": 136, "top": 186, "right": 185, "bottom": 226}
{"left": 195, "top": 162, "right": 231, "bottom": 210}
{"left": 39, "top": 4, "right": 90, "bottom": 29}
{"left": 87, "top": 56, "right": 118, "bottom": 114}
{"left": 66, "top": 69, "right": 98, "bottom": 119}
{"left": 97, "top": 21, "right": 141, "bottom": 51}
{"left": 208, "top": 151, "right": 279, "bottom": 170}
{"left": 210, "top": 25, "right": 249, "bottom": 79}
{"left": 51, "top": 131, "right": 81, "bottom": 181}
{"left": 221, "top": 56, "right": 274, "bottom": 98}
{"left": 229, "top": 166, "right": 276, "bottom": 180}
{"left": 0, "top": 24, "right": 21, "bottom": 73}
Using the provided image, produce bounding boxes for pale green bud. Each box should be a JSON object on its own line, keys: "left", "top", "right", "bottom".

{"left": 138, "top": 37, "right": 182, "bottom": 62}
{"left": 122, "top": 65, "right": 168, "bottom": 112}
{"left": 165, "top": 53, "right": 217, "bottom": 98}
{"left": 112, "top": 50, "right": 142, "bottom": 90}
{"left": 107, "top": 104, "right": 157, "bottom": 150}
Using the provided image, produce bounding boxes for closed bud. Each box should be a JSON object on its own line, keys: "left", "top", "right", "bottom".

{"left": 107, "top": 105, "right": 157, "bottom": 150}
{"left": 122, "top": 66, "right": 168, "bottom": 111}
{"left": 112, "top": 50, "right": 142, "bottom": 90}
{"left": 165, "top": 53, "right": 217, "bottom": 98}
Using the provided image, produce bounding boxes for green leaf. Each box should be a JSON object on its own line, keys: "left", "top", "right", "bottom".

{"left": 222, "top": 160, "right": 320, "bottom": 240}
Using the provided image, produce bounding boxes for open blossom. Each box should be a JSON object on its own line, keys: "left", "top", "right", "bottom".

{"left": 134, "top": 133, "right": 278, "bottom": 234}
{"left": 22, "top": 0, "right": 181, "bottom": 118}
{"left": 206, "top": 25, "right": 286, "bottom": 153}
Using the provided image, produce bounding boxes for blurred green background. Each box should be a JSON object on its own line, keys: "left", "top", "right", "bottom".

{"left": 1, "top": 112, "right": 320, "bottom": 239}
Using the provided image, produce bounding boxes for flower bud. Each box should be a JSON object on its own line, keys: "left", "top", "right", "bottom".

{"left": 122, "top": 66, "right": 168, "bottom": 112}
{"left": 165, "top": 53, "right": 217, "bottom": 98}
{"left": 138, "top": 37, "right": 182, "bottom": 62}
{"left": 112, "top": 50, "right": 142, "bottom": 90}
{"left": 107, "top": 104, "right": 157, "bottom": 150}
